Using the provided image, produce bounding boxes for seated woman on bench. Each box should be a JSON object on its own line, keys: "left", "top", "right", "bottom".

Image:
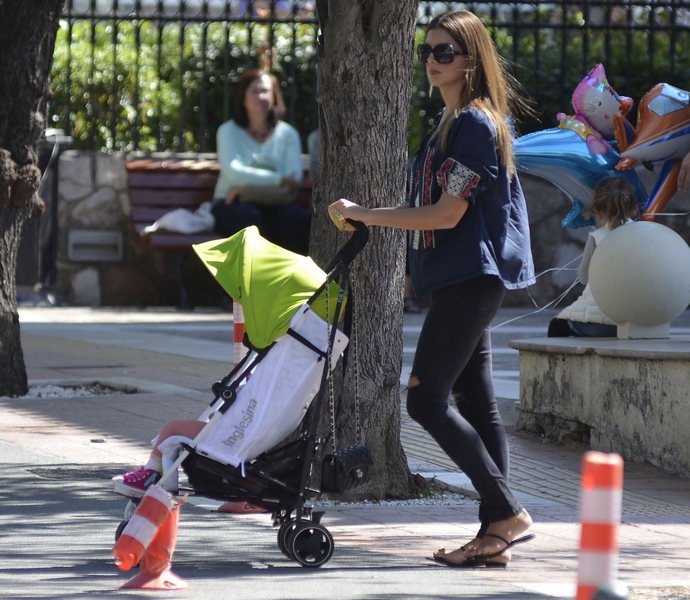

{"left": 211, "top": 69, "right": 311, "bottom": 256}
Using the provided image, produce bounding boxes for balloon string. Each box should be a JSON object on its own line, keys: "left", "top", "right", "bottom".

{"left": 639, "top": 210, "right": 690, "bottom": 218}
{"left": 491, "top": 253, "right": 582, "bottom": 331}
{"left": 491, "top": 278, "right": 580, "bottom": 330}
{"left": 490, "top": 205, "right": 690, "bottom": 331}
{"left": 534, "top": 250, "right": 582, "bottom": 279}
{"left": 490, "top": 207, "right": 690, "bottom": 331}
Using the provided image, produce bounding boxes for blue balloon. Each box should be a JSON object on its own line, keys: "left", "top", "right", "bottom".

{"left": 514, "top": 127, "right": 648, "bottom": 228}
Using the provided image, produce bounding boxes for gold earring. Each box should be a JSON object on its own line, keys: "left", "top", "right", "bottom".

{"left": 429, "top": 84, "right": 433, "bottom": 98}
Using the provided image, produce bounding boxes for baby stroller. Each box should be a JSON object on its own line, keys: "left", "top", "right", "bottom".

{"left": 113, "top": 222, "right": 370, "bottom": 568}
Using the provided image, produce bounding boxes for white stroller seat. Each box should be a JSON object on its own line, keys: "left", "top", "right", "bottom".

{"left": 196, "top": 304, "right": 348, "bottom": 468}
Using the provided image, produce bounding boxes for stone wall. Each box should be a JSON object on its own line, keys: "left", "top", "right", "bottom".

{"left": 56, "top": 150, "right": 224, "bottom": 307}
{"left": 54, "top": 150, "right": 690, "bottom": 308}
{"left": 57, "top": 151, "right": 126, "bottom": 305}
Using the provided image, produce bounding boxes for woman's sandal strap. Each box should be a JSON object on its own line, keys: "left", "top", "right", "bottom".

{"left": 477, "top": 533, "right": 536, "bottom": 560}
{"left": 482, "top": 533, "right": 509, "bottom": 546}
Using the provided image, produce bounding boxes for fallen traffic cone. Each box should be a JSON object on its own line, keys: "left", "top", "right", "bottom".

{"left": 112, "top": 485, "right": 181, "bottom": 571}
{"left": 576, "top": 451, "right": 624, "bottom": 600}
{"left": 112, "top": 484, "right": 188, "bottom": 589}
{"left": 120, "top": 505, "right": 188, "bottom": 590}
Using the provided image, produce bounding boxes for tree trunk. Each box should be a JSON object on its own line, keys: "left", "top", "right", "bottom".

{"left": 0, "top": 0, "right": 65, "bottom": 396}
{"left": 311, "top": 0, "right": 420, "bottom": 498}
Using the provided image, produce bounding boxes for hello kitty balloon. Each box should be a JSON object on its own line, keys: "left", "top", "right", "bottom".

{"left": 557, "top": 64, "right": 634, "bottom": 155}
{"left": 514, "top": 64, "right": 646, "bottom": 228}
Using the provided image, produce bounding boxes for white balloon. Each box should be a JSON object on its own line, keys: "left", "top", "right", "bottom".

{"left": 589, "top": 221, "right": 690, "bottom": 336}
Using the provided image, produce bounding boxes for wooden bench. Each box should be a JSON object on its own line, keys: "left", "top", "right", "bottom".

{"left": 127, "top": 158, "right": 221, "bottom": 247}
{"left": 126, "top": 156, "right": 312, "bottom": 308}
{"left": 127, "top": 158, "right": 222, "bottom": 308}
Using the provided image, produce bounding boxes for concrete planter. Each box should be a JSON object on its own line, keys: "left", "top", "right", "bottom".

{"left": 513, "top": 336, "right": 690, "bottom": 478}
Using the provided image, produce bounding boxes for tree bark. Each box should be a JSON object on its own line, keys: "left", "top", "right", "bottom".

{"left": 311, "top": 0, "right": 420, "bottom": 498}
{"left": 0, "top": 0, "right": 65, "bottom": 396}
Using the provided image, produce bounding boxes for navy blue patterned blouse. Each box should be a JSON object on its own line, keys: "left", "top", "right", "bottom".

{"left": 407, "top": 107, "right": 536, "bottom": 296}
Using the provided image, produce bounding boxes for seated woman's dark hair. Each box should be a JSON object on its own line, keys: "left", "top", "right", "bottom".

{"left": 232, "top": 69, "right": 286, "bottom": 129}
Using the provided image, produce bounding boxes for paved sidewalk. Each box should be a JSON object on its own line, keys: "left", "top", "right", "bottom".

{"left": 1, "top": 307, "right": 689, "bottom": 599}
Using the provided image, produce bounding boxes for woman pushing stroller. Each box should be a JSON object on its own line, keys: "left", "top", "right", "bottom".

{"left": 329, "top": 10, "right": 536, "bottom": 567}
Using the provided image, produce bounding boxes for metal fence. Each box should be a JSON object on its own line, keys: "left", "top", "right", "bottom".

{"left": 50, "top": 0, "right": 690, "bottom": 153}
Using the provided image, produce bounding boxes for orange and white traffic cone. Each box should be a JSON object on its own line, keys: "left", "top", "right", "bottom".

{"left": 233, "top": 301, "right": 247, "bottom": 367}
{"left": 576, "top": 451, "right": 624, "bottom": 600}
{"left": 112, "top": 485, "right": 188, "bottom": 590}
{"left": 120, "top": 505, "right": 188, "bottom": 590}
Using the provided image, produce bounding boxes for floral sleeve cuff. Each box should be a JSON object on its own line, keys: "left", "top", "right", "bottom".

{"left": 437, "top": 158, "right": 480, "bottom": 200}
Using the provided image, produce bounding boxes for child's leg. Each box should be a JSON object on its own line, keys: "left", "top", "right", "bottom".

{"left": 151, "top": 420, "right": 207, "bottom": 459}
{"left": 113, "top": 420, "right": 208, "bottom": 497}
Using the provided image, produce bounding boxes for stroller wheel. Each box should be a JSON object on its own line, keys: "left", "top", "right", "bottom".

{"left": 115, "top": 519, "right": 129, "bottom": 543}
{"left": 123, "top": 500, "right": 138, "bottom": 521}
{"left": 288, "top": 523, "right": 334, "bottom": 568}
{"left": 277, "top": 519, "right": 298, "bottom": 559}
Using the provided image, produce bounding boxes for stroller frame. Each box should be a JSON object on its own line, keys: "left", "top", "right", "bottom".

{"left": 115, "top": 222, "right": 369, "bottom": 568}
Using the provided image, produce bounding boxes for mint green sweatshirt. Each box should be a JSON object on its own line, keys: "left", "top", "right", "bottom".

{"left": 213, "top": 120, "right": 304, "bottom": 200}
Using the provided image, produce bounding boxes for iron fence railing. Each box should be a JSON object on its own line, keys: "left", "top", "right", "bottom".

{"left": 50, "top": 0, "right": 690, "bottom": 153}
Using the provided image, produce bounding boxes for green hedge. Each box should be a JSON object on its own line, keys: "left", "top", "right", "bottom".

{"left": 50, "top": 19, "right": 319, "bottom": 152}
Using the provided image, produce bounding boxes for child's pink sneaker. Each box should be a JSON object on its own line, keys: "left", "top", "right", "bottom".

{"left": 112, "top": 466, "right": 161, "bottom": 498}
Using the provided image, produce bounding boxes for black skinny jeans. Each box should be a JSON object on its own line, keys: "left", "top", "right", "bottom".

{"left": 406, "top": 275, "right": 522, "bottom": 528}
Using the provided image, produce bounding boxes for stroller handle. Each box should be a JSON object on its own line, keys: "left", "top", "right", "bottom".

{"left": 328, "top": 219, "right": 369, "bottom": 269}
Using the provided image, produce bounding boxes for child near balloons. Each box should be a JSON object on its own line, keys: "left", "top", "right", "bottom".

{"left": 548, "top": 177, "right": 638, "bottom": 337}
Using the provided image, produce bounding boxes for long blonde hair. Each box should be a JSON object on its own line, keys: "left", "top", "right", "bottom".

{"left": 428, "top": 10, "right": 528, "bottom": 175}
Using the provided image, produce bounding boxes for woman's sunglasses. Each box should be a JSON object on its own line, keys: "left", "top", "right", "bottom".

{"left": 417, "top": 43, "right": 465, "bottom": 64}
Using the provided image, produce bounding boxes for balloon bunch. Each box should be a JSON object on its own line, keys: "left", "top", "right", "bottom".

{"left": 514, "top": 64, "right": 690, "bottom": 228}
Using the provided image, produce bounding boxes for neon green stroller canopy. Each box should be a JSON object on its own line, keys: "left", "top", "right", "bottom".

{"left": 193, "top": 226, "right": 342, "bottom": 349}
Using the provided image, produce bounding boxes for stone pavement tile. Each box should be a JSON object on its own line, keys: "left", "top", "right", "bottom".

{"left": 623, "top": 481, "right": 690, "bottom": 506}
{"left": 0, "top": 391, "right": 210, "bottom": 466}
{"left": 21, "top": 367, "right": 75, "bottom": 380}
{"left": 22, "top": 333, "right": 230, "bottom": 387}
{"left": 620, "top": 523, "right": 690, "bottom": 547}
{"left": 629, "top": 514, "right": 690, "bottom": 524}
{"left": 7, "top": 468, "right": 544, "bottom": 600}
{"left": 619, "top": 556, "right": 690, "bottom": 586}
{"left": 0, "top": 406, "right": 146, "bottom": 466}
{"left": 319, "top": 501, "right": 690, "bottom": 591}
{"left": 320, "top": 505, "right": 582, "bottom": 594}
{"left": 17, "top": 305, "right": 236, "bottom": 323}
{"left": 506, "top": 428, "right": 690, "bottom": 513}
{"left": 472, "top": 556, "right": 579, "bottom": 588}
{"left": 25, "top": 363, "right": 219, "bottom": 396}
{"left": 506, "top": 429, "right": 587, "bottom": 468}
{"left": 320, "top": 505, "right": 481, "bottom": 557}
{"left": 20, "top": 349, "right": 124, "bottom": 370}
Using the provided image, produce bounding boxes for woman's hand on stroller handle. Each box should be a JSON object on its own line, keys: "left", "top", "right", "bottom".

{"left": 328, "top": 198, "right": 364, "bottom": 232}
